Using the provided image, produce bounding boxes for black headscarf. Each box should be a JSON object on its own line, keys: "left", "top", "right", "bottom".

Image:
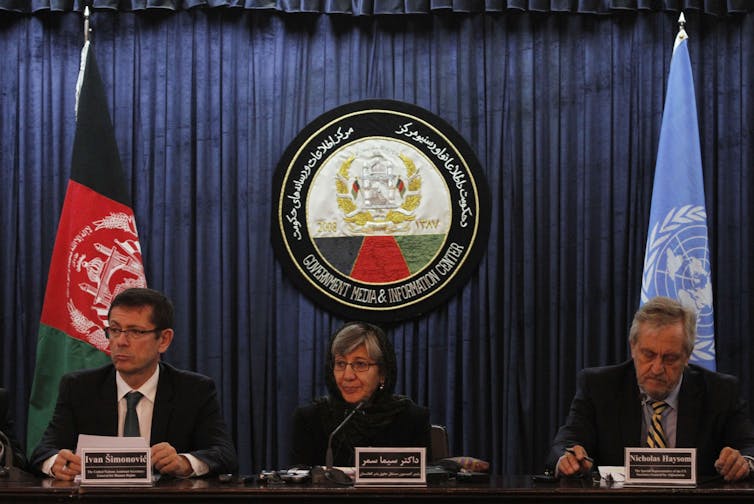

{"left": 316, "top": 322, "right": 413, "bottom": 461}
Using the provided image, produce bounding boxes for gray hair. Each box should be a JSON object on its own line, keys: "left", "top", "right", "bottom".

{"left": 629, "top": 296, "right": 696, "bottom": 356}
{"left": 331, "top": 322, "right": 384, "bottom": 363}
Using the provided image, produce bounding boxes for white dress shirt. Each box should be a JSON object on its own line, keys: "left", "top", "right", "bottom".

{"left": 640, "top": 377, "right": 682, "bottom": 448}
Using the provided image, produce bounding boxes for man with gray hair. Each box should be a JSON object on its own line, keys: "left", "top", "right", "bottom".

{"left": 547, "top": 296, "right": 754, "bottom": 482}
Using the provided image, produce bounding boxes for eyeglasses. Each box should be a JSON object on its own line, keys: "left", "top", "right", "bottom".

{"left": 104, "top": 327, "right": 163, "bottom": 340}
{"left": 333, "top": 360, "right": 378, "bottom": 373}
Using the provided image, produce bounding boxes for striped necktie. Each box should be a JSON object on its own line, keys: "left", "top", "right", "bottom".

{"left": 124, "top": 391, "right": 143, "bottom": 437}
{"left": 646, "top": 400, "right": 668, "bottom": 448}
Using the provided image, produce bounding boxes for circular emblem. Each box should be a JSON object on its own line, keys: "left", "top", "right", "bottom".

{"left": 272, "top": 100, "right": 490, "bottom": 322}
{"left": 641, "top": 205, "right": 715, "bottom": 361}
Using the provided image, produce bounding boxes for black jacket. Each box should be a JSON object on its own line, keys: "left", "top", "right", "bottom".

{"left": 29, "top": 362, "right": 237, "bottom": 475}
{"left": 291, "top": 398, "right": 431, "bottom": 467}
{"left": 547, "top": 360, "right": 754, "bottom": 476}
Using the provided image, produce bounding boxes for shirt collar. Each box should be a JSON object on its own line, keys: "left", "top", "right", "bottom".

{"left": 639, "top": 374, "right": 683, "bottom": 410}
{"left": 116, "top": 364, "right": 160, "bottom": 403}
{"left": 664, "top": 373, "right": 682, "bottom": 410}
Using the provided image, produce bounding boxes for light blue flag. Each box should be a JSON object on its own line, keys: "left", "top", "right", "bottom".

{"left": 641, "top": 18, "right": 715, "bottom": 370}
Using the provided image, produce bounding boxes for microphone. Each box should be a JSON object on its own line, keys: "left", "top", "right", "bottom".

{"left": 325, "top": 401, "right": 365, "bottom": 471}
{"left": 0, "top": 429, "right": 13, "bottom": 478}
{"left": 640, "top": 393, "right": 649, "bottom": 407}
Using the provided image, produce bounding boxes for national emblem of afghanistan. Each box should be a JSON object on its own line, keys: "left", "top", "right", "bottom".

{"left": 272, "top": 100, "right": 490, "bottom": 321}
{"left": 65, "top": 211, "right": 147, "bottom": 351}
{"left": 336, "top": 150, "right": 421, "bottom": 235}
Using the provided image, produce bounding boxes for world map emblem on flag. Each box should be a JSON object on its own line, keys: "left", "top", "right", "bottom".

{"left": 272, "top": 100, "right": 490, "bottom": 321}
{"left": 641, "top": 205, "right": 714, "bottom": 355}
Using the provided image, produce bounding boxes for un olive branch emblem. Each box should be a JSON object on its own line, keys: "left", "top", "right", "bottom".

{"left": 641, "top": 204, "right": 707, "bottom": 302}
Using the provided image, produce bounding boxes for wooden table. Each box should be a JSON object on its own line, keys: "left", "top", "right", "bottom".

{"left": 2, "top": 469, "right": 754, "bottom": 503}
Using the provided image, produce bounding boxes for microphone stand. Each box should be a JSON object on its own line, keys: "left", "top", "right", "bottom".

{"left": 323, "top": 401, "right": 365, "bottom": 483}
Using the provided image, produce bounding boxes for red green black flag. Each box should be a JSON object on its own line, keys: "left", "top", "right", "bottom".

{"left": 26, "top": 42, "right": 147, "bottom": 454}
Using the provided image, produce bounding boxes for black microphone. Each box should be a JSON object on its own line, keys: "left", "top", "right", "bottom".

{"left": 325, "top": 401, "right": 365, "bottom": 471}
{"left": 0, "top": 429, "right": 13, "bottom": 478}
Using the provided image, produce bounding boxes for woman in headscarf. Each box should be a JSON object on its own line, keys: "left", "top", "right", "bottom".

{"left": 291, "top": 322, "right": 431, "bottom": 467}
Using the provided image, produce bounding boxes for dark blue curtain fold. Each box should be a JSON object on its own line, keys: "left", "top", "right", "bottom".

{"left": 2, "top": 0, "right": 752, "bottom": 14}
{"left": 2, "top": 8, "right": 754, "bottom": 476}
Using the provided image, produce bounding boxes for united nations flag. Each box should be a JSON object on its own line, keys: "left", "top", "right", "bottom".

{"left": 641, "top": 14, "right": 715, "bottom": 370}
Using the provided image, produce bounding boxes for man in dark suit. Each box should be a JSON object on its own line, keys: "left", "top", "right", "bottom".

{"left": 548, "top": 296, "right": 754, "bottom": 482}
{"left": 0, "top": 387, "right": 28, "bottom": 470}
{"left": 30, "top": 288, "right": 237, "bottom": 480}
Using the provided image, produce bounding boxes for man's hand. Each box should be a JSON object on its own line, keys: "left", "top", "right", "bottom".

{"left": 51, "top": 449, "right": 81, "bottom": 481}
{"left": 556, "top": 444, "right": 593, "bottom": 477}
{"left": 715, "top": 447, "right": 751, "bottom": 482}
{"left": 151, "top": 442, "right": 193, "bottom": 478}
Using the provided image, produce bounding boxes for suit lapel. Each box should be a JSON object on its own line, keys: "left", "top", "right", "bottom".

{"left": 676, "top": 366, "right": 702, "bottom": 447}
{"left": 150, "top": 362, "right": 175, "bottom": 443}
{"left": 97, "top": 366, "right": 119, "bottom": 436}
{"left": 620, "top": 363, "right": 643, "bottom": 448}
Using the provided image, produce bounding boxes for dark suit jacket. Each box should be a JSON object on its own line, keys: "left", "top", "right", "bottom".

{"left": 547, "top": 360, "right": 754, "bottom": 476}
{"left": 0, "top": 388, "right": 28, "bottom": 470}
{"left": 291, "top": 398, "right": 432, "bottom": 467}
{"left": 29, "top": 362, "right": 237, "bottom": 475}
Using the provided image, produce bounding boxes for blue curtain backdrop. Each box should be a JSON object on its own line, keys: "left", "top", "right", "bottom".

{"left": 1, "top": 3, "right": 753, "bottom": 475}
{"left": 3, "top": 1, "right": 754, "bottom": 15}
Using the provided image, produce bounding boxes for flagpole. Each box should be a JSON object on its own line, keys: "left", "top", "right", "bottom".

{"left": 675, "top": 12, "right": 688, "bottom": 49}
{"left": 83, "top": 6, "right": 90, "bottom": 43}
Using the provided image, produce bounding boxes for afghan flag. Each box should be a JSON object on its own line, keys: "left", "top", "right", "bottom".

{"left": 26, "top": 41, "right": 147, "bottom": 454}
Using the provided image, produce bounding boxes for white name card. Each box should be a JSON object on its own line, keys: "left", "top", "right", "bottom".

{"left": 624, "top": 447, "right": 696, "bottom": 487}
{"left": 77, "top": 434, "right": 152, "bottom": 486}
{"left": 355, "top": 447, "right": 426, "bottom": 487}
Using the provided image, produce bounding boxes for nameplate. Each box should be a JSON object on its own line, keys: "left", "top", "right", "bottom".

{"left": 80, "top": 447, "right": 152, "bottom": 486}
{"left": 624, "top": 447, "right": 696, "bottom": 487}
{"left": 354, "top": 447, "right": 426, "bottom": 487}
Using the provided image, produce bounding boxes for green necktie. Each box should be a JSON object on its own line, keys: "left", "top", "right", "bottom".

{"left": 124, "top": 391, "right": 143, "bottom": 437}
